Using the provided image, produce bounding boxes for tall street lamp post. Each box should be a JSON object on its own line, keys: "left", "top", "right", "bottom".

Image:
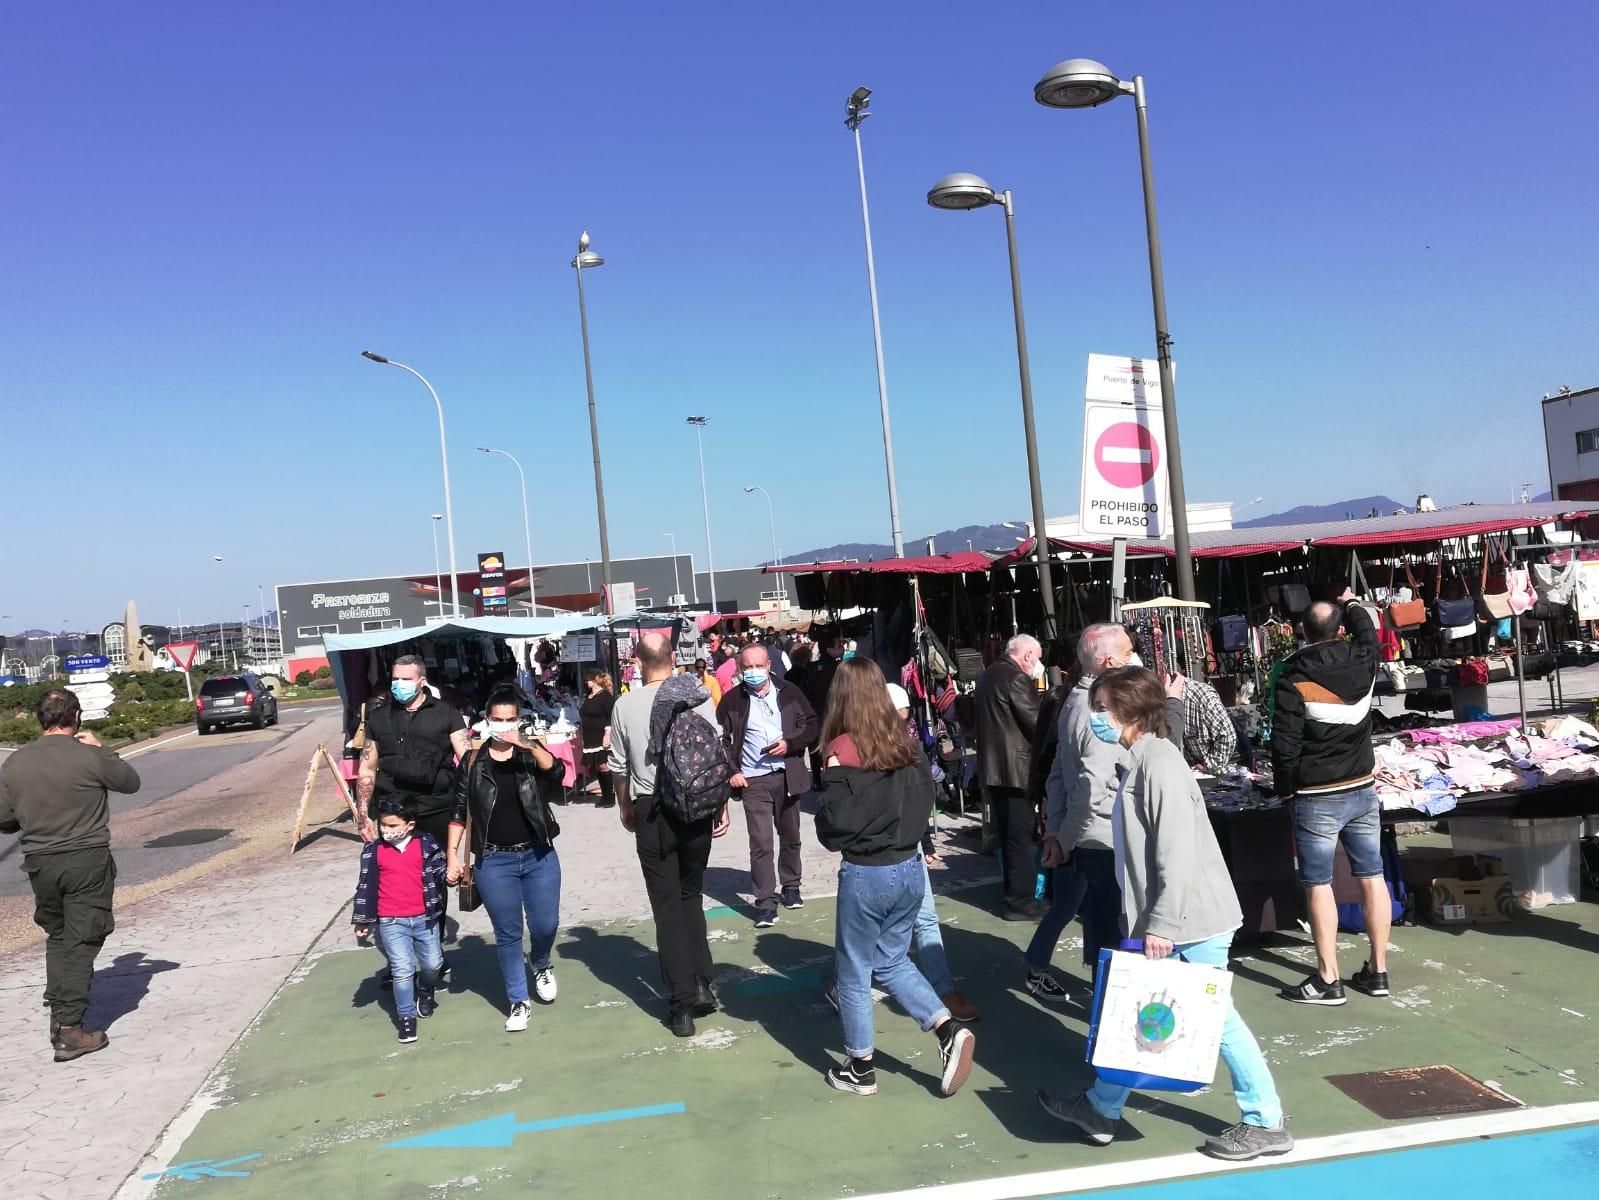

{"left": 663, "top": 533, "right": 686, "bottom": 605}
{"left": 844, "top": 86, "right": 906, "bottom": 558}
{"left": 571, "top": 232, "right": 614, "bottom": 614}
{"left": 686, "top": 416, "right": 717, "bottom": 610}
{"left": 743, "top": 485, "right": 784, "bottom": 603}
{"left": 429, "top": 515, "right": 447, "bottom": 619}
{"left": 361, "top": 351, "right": 463, "bottom": 615}
{"left": 1034, "top": 58, "right": 1195, "bottom": 601}
{"left": 927, "top": 173, "right": 1057, "bottom": 639}
{"left": 477, "top": 446, "right": 537, "bottom": 614}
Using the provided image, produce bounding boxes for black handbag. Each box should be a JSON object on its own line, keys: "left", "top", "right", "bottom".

{"left": 456, "top": 746, "right": 483, "bottom": 913}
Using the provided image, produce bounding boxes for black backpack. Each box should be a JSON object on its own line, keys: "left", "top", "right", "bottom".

{"left": 655, "top": 701, "right": 734, "bottom": 822}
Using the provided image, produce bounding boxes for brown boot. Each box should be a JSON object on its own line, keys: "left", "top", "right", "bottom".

{"left": 942, "top": 991, "right": 982, "bottom": 1022}
{"left": 53, "top": 1025, "right": 108, "bottom": 1063}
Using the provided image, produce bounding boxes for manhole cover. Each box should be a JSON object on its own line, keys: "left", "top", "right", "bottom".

{"left": 1326, "top": 1064, "right": 1520, "bottom": 1119}
{"left": 144, "top": 828, "right": 232, "bottom": 849}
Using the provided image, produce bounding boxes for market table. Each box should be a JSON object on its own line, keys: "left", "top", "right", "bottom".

{"left": 1381, "top": 776, "right": 1599, "bottom": 822}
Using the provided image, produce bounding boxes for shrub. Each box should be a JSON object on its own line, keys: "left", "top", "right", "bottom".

{"left": 314, "top": 665, "right": 331, "bottom": 680}
{"left": 295, "top": 671, "right": 314, "bottom": 686}
{"left": 311, "top": 677, "right": 335, "bottom": 690}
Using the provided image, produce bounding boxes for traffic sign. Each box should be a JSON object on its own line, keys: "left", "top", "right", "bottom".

{"left": 80, "top": 707, "right": 111, "bottom": 722}
{"left": 165, "top": 642, "right": 200, "bottom": 672}
{"left": 65, "top": 654, "right": 110, "bottom": 673}
{"left": 1080, "top": 398, "right": 1170, "bottom": 537}
{"left": 1094, "top": 420, "right": 1160, "bottom": 488}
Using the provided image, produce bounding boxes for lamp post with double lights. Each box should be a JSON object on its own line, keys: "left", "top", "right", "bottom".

{"left": 843, "top": 86, "right": 906, "bottom": 559}
{"left": 686, "top": 417, "right": 717, "bottom": 610}
{"left": 926, "top": 172, "right": 1057, "bottom": 639}
{"left": 1033, "top": 58, "right": 1195, "bottom": 601}
{"left": 571, "top": 232, "right": 614, "bottom": 614}
{"left": 361, "top": 351, "right": 463, "bottom": 616}
{"left": 477, "top": 446, "right": 537, "bottom": 614}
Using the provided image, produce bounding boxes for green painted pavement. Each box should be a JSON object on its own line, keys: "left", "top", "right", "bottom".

{"left": 148, "top": 889, "right": 1599, "bottom": 1198}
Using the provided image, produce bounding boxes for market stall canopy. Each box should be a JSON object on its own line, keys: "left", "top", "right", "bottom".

{"left": 323, "top": 614, "right": 599, "bottom": 654}
{"left": 764, "top": 550, "right": 994, "bottom": 576}
{"left": 995, "top": 502, "right": 1588, "bottom": 563}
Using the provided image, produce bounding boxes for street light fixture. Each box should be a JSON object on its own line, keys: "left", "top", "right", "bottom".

{"left": 1034, "top": 58, "right": 1196, "bottom": 601}
{"left": 927, "top": 172, "right": 1057, "bottom": 640}
{"left": 571, "top": 232, "right": 614, "bottom": 614}
{"left": 843, "top": 85, "right": 906, "bottom": 558}
{"left": 743, "top": 485, "right": 784, "bottom": 603}
{"left": 477, "top": 446, "right": 537, "bottom": 614}
{"left": 361, "top": 350, "right": 463, "bottom": 616}
{"left": 687, "top": 417, "right": 717, "bottom": 610}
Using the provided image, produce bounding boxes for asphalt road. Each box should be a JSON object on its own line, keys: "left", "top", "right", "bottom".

{"left": 0, "top": 704, "right": 343, "bottom": 902}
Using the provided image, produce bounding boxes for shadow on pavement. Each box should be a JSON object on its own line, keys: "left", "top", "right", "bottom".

{"left": 701, "top": 866, "right": 752, "bottom": 916}
{"left": 559, "top": 925, "right": 670, "bottom": 1019}
{"left": 89, "top": 952, "right": 180, "bottom": 1030}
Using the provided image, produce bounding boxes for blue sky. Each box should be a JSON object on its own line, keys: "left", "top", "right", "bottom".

{"left": 3, "top": 2, "right": 1596, "bottom": 631}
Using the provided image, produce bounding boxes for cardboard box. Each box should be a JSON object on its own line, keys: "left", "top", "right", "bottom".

{"left": 1401, "top": 851, "right": 1514, "bottom": 925}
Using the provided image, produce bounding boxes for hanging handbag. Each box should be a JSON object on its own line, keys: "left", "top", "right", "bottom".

{"left": 1433, "top": 558, "right": 1479, "bottom": 629}
{"left": 1477, "top": 540, "right": 1514, "bottom": 621}
{"left": 1268, "top": 582, "right": 1311, "bottom": 614}
{"left": 1484, "top": 653, "right": 1514, "bottom": 683}
{"left": 1376, "top": 612, "right": 1402, "bottom": 662}
{"left": 1504, "top": 551, "right": 1535, "bottom": 616}
{"left": 1216, "top": 614, "right": 1250, "bottom": 654}
{"left": 1533, "top": 556, "right": 1578, "bottom": 605}
{"left": 1424, "top": 662, "right": 1457, "bottom": 689}
{"left": 1457, "top": 658, "right": 1490, "bottom": 687}
{"left": 455, "top": 745, "right": 484, "bottom": 913}
{"left": 1385, "top": 561, "right": 1427, "bottom": 630}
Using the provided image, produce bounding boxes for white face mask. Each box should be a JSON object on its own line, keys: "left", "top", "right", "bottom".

{"left": 1126, "top": 652, "right": 1145, "bottom": 669}
{"left": 1029, "top": 658, "right": 1046, "bottom": 681}
{"left": 380, "top": 825, "right": 413, "bottom": 845}
{"left": 484, "top": 720, "right": 520, "bottom": 739}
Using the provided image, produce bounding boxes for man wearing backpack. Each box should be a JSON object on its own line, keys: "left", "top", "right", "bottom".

{"left": 609, "top": 633, "right": 729, "bottom": 1037}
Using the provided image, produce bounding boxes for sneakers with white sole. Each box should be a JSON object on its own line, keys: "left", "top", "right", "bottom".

{"left": 936, "top": 1021, "right": 975, "bottom": 1096}
{"left": 533, "top": 966, "right": 558, "bottom": 1004}
{"left": 1202, "top": 1121, "right": 1295, "bottom": 1161}
{"left": 1025, "top": 970, "right": 1072, "bottom": 1004}
{"left": 504, "top": 1001, "right": 532, "bottom": 1032}
{"left": 826, "top": 1057, "right": 878, "bottom": 1096}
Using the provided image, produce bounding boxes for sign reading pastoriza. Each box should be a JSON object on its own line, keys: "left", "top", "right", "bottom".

{"left": 312, "top": 591, "right": 393, "bottom": 621}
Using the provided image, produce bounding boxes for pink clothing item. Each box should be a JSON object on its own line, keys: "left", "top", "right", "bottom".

{"left": 715, "top": 657, "right": 739, "bottom": 696}
{"left": 376, "top": 838, "right": 427, "bottom": 918}
{"left": 1406, "top": 718, "right": 1523, "bottom": 745}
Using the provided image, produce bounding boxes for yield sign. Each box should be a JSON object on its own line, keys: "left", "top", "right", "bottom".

{"left": 165, "top": 641, "right": 200, "bottom": 672}
{"left": 1094, "top": 421, "right": 1160, "bottom": 488}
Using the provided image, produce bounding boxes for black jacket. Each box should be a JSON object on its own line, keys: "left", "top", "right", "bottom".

{"left": 789, "top": 654, "right": 840, "bottom": 723}
{"left": 974, "top": 657, "right": 1041, "bottom": 792}
{"left": 1026, "top": 681, "right": 1072, "bottom": 810}
{"left": 1272, "top": 603, "right": 1380, "bottom": 799}
{"left": 449, "top": 745, "right": 564, "bottom": 857}
{"left": 717, "top": 678, "right": 820, "bottom": 798}
{"left": 816, "top": 752, "right": 937, "bottom": 867}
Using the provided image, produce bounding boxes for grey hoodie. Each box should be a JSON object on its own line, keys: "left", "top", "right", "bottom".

{"left": 1114, "top": 732, "right": 1242, "bottom": 945}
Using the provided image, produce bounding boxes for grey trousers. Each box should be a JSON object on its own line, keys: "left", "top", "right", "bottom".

{"left": 740, "top": 771, "right": 801, "bottom": 908}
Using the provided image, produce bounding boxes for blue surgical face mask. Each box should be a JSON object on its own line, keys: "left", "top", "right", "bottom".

{"left": 1089, "top": 711, "right": 1122, "bottom": 745}
{"left": 741, "top": 668, "right": 770, "bottom": 690}
{"left": 391, "top": 678, "right": 420, "bottom": 703}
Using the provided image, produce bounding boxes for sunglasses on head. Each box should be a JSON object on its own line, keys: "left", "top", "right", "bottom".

{"left": 376, "top": 799, "right": 412, "bottom": 817}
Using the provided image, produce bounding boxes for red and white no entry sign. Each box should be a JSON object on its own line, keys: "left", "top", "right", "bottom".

{"left": 1093, "top": 421, "right": 1160, "bottom": 488}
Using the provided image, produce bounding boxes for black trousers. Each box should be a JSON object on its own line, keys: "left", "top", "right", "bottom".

{"left": 634, "top": 794, "right": 714, "bottom": 1008}
{"left": 27, "top": 847, "right": 117, "bottom": 1027}
{"left": 990, "top": 786, "right": 1038, "bottom": 910}
{"left": 1071, "top": 846, "right": 1123, "bottom": 967}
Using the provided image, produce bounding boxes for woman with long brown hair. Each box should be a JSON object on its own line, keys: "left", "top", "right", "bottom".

{"left": 579, "top": 671, "right": 616, "bottom": 808}
{"left": 815, "top": 658, "right": 976, "bottom": 1099}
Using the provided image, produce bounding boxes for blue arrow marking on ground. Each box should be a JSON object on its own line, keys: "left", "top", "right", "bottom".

{"left": 141, "top": 1153, "right": 262, "bottom": 1181}
{"left": 381, "top": 1102, "right": 685, "bottom": 1150}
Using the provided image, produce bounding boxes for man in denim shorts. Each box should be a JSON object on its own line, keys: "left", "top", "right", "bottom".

{"left": 1272, "top": 592, "right": 1389, "bottom": 1006}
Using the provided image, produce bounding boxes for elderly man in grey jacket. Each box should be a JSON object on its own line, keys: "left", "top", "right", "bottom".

{"left": 1023, "top": 625, "right": 1184, "bottom": 1000}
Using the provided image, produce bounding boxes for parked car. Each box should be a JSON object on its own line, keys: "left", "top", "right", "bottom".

{"left": 196, "top": 673, "right": 278, "bottom": 733}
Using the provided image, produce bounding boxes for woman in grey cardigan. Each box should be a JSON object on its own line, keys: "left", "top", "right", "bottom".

{"left": 1037, "top": 666, "right": 1292, "bottom": 1164}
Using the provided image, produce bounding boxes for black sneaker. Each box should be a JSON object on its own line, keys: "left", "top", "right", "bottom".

{"left": 397, "top": 1016, "right": 418, "bottom": 1044}
{"left": 1026, "top": 970, "right": 1072, "bottom": 1004}
{"left": 753, "top": 908, "right": 779, "bottom": 929}
{"left": 1202, "top": 1121, "right": 1295, "bottom": 1161}
{"left": 827, "top": 1057, "right": 878, "bottom": 1096}
{"left": 823, "top": 982, "right": 840, "bottom": 1014}
{"left": 691, "top": 979, "right": 718, "bottom": 1019}
{"left": 1348, "top": 962, "right": 1390, "bottom": 998}
{"left": 438, "top": 959, "right": 452, "bottom": 986}
{"left": 379, "top": 967, "right": 393, "bottom": 992}
{"left": 1037, "top": 1088, "right": 1117, "bottom": 1145}
{"left": 935, "top": 1021, "right": 976, "bottom": 1096}
{"left": 1279, "top": 971, "right": 1347, "bottom": 1006}
{"left": 416, "top": 989, "right": 437, "bottom": 1019}
{"left": 780, "top": 887, "right": 804, "bottom": 910}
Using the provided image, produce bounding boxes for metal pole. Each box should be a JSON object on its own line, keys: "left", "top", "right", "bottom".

{"left": 1132, "top": 76, "right": 1194, "bottom": 603}
{"left": 693, "top": 422, "right": 718, "bottom": 609}
{"left": 1000, "top": 191, "right": 1056, "bottom": 642}
{"left": 430, "top": 517, "right": 444, "bottom": 617}
{"left": 665, "top": 533, "right": 682, "bottom": 602}
{"left": 575, "top": 265, "right": 614, "bottom": 613}
{"left": 378, "top": 361, "right": 462, "bottom": 617}
{"left": 483, "top": 448, "right": 537, "bottom": 614}
{"left": 850, "top": 119, "right": 906, "bottom": 557}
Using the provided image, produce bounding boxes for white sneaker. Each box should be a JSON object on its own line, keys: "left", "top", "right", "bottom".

{"left": 505, "top": 1001, "right": 532, "bottom": 1032}
{"left": 533, "top": 966, "right": 558, "bottom": 1004}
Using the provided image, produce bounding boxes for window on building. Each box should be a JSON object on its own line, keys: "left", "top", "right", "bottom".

{"left": 1577, "top": 428, "right": 1599, "bottom": 455}
{"left": 296, "top": 624, "right": 339, "bottom": 639}
{"left": 361, "top": 619, "right": 402, "bottom": 632}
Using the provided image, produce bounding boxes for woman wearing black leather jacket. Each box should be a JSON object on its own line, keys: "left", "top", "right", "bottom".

{"left": 446, "top": 686, "right": 564, "bottom": 1032}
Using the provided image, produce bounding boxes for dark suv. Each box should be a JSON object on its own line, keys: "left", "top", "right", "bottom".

{"left": 196, "top": 673, "right": 279, "bottom": 734}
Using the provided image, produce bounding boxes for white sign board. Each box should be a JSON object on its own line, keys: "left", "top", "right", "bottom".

{"left": 609, "top": 581, "right": 638, "bottom": 617}
{"left": 1085, "top": 353, "right": 1165, "bottom": 406}
{"left": 67, "top": 670, "right": 111, "bottom": 685}
{"left": 79, "top": 707, "right": 111, "bottom": 722}
{"left": 66, "top": 682, "right": 116, "bottom": 706}
{"left": 562, "top": 632, "right": 598, "bottom": 663}
{"left": 1080, "top": 353, "right": 1171, "bottom": 538}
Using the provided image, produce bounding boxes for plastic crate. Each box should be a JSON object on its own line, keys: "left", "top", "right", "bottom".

{"left": 1450, "top": 817, "right": 1581, "bottom": 907}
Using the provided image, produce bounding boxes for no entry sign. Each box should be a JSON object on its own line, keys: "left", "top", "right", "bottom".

{"left": 1080, "top": 397, "right": 1170, "bottom": 537}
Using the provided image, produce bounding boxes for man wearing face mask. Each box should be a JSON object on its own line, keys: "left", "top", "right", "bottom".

{"left": 1036, "top": 625, "right": 1185, "bottom": 982}
{"left": 975, "top": 634, "right": 1047, "bottom": 920}
{"left": 718, "top": 644, "right": 819, "bottom": 928}
{"left": 359, "top": 654, "right": 473, "bottom": 957}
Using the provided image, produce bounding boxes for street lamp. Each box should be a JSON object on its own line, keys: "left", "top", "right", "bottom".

{"left": 361, "top": 351, "right": 463, "bottom": 616}
{"left": 663, "top": 533, "right": 687, "bottom": 605}
{"left": 429, "top": 515, "right": 448, "bottom": 619}
{"left": 571, "top": 232, "right": 614, "bottom": 615}
{"left": 843, "top": 86, "right": 906, "bottom": 558}
{"left": 1034, "top": 58, "right": 1195, "bottom": 601}
{"left": 212, "top": 555, "right": 225, "bottom": 666}
{"left": 927, "top": 172, "right": 1057, "bottom": 640}
{"left": 687, "top": 417, "right": 717, "bottom": 610}
{"left": 242, "top": 604, "right": 251, "bottom": 664}
{"left": 477, "top": 446, "right": 537, "bottom": 614}
{"left": 743, "top": 486, "right": 784, "bottom": 601}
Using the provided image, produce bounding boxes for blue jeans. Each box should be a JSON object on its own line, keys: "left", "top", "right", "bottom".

{"left": 475, "top": 846, "right": 562, "bottom": 1005}
{"left": 376, "top": 916, "right": 443, "bottom": 1019}
{"left": 1025, "top": 863, "right": 1088, "bottom": 971}
{"left": 1087, "top": 933, "right": 1284, "bottom": 1129}
{"left": 914, "top": 859, "right": 954, "bottom": 997}
{"left": 836, "top": 857, "right": 949, "bottom": 1058}
{"left": 1293, "top": 785, "right": 1381, "bottom": 886}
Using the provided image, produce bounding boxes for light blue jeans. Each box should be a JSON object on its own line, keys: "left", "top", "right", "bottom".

{"left": 376, "top": 916, "right": 443, "bottom": 1019}
{"left": 836, "top": 857, "right": 949, "bottom": 1058}
{"left": 914, "top": 859, "right": 954, "bottom": 997}
{"left": 1087, "top": 933, "right": 1284, "bottom": 1129}
{"left": 475, "top": 846, "right": 562, "bottom": 1006}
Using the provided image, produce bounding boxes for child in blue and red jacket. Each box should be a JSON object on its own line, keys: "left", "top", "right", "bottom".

{"left": 353, "top": 798, "right": 448, "bottom": 1044}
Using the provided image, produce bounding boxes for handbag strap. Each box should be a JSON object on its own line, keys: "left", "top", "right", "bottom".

{"left": 461, "top": 743, "right": 485, "bottom": 873}
{"left": 1405, "top": 557, "right": 1420, "bottom": 591}
{"left": 1349, "top": 551, "right": 1373, "bottom": 599}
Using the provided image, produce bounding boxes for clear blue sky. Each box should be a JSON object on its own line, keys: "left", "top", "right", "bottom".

{"left": 3, "top": 1, "right": 1596, "bottom": 631}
